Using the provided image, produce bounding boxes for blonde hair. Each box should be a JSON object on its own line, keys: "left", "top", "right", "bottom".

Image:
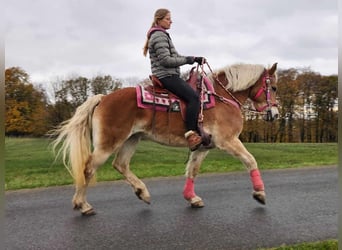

{"left": 143, "top": 8, "right": 170, "bottom": 57}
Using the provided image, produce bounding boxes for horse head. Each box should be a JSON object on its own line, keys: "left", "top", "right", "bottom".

{"left": 249, "top": 62, "right": 279, "bottom": 121}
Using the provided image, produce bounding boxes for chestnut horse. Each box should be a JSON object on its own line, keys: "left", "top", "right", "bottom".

{"left": 52, "top": 62, "right": 279, "bottom": 216}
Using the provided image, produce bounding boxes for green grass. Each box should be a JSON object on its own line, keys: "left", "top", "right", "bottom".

{"left": 260, "top": 239, "right": 338, "bottom": 250}
{"left": 5, "top": 137, "right": 337, "bottom": 190}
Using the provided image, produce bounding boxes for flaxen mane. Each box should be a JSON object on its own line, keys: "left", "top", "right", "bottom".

{"left": 208, "top": 63, "right": 265, "bottom": 92}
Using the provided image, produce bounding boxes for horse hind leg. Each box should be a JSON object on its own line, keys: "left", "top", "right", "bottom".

{"left": 112, "top": 135, "right": 151, "bottom": 204}
{"left": 73, "top": 148, "right": 112, "bottom": 216}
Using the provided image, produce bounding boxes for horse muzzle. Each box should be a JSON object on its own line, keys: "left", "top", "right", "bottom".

{"left": 264, "top": 107, "right": 279, "bottom": 122}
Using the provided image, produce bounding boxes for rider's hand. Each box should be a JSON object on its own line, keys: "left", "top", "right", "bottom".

{"left": 194, "top": 57, "right": 206, "bottom": 65}
{"left": 185, "top": 56, "right": 195, "bottom": 64}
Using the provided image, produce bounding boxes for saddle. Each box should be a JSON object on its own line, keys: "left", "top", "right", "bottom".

{"left": 146, "top": 75, "right": 182, "bottom": 111}
{"left": 142, "top": 67, "right": 214, "bottom": 148}
{"left": 148, "top": 75, "right": 189, "bottom": 114}
{"left": 148, "top": 75, "right": 166, "bottom": 93}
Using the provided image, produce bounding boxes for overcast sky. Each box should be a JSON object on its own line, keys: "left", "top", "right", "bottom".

{"left": 5, "top": 0, "right": 338, "bottom": 86}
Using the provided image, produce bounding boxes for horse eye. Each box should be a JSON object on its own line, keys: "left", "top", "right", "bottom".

{"left": 271, "top": 86, "right": 277, "bottom": 92}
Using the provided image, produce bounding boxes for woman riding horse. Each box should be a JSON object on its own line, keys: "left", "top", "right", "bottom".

{"left": 143, "top": 8, "right": 206, "bottom": 151}
{"left": 52, "top": 9, "right": 279, "bottom": 214}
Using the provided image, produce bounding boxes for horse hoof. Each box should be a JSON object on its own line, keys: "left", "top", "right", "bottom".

{"left": 73, "top": 204, "right": 82, "bottom": 210}
{"left": 135, "top": 188, "right": 151, "bottom": 204}
{"left": 191, "top": 201, "right": 204, "bottom": 208}
{"left": 143, "top": 197, "right": 151, "bottom": 205}
{"left": 188, "top": 196, "right": 205, "bottom": 208}
{"left": 135, "top": 188, "right": 143, "bottom": 200}
{"left": 253, "top": 191, "right": 266, "bottom": 205}
{"left": 82, "top": 208, "right": 96, "bottom": 216}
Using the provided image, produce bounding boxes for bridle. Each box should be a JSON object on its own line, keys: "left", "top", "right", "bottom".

{"left": 200, "top": 62, "right": 277, "bottom": 115}
{"left": 251, "top": 70, "right": 278, "bottom": 112}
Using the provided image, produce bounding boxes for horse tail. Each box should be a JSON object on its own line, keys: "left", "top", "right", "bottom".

{"left": 51, "top": 94, "right": 104, "bottom": 187}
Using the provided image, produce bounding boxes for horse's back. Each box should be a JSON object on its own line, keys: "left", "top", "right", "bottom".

{"left": 94, "top": 87, "right": 136, "bottom": 116}
{"left": 101, "top": 87, "right": 136, "bottom": 106}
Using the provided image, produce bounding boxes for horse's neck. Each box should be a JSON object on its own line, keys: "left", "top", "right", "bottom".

{"left": 232, "top": 89, "right": 249, "bottom": 104}
{"left": 214, "top": 76, "right": 249, "bottom": 105}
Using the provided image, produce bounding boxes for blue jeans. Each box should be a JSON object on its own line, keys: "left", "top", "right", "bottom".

{"left": 159, "top": 75, "right": 200, "bottom": 132}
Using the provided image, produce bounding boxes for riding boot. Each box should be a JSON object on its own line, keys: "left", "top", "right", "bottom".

{"left": 184, "top": 130, "right": 202, "bottom": 151}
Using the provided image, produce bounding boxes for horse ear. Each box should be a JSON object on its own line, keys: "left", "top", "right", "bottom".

{"left": 269, "top": 62, "right": 278, "bottom": 75}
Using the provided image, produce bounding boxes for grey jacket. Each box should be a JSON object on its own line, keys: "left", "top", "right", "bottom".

{"left": 148, "top": 30, "right": 192, "bottom": 79}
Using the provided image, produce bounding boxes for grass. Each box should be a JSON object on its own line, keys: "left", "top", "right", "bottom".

{"left": 5, "top": 137, "right": 337, "bottom": 190}
{"left": 260, "top": 239, "right": 338, "bottom": 250}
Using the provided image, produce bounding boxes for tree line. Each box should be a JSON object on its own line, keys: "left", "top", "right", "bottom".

{"left": 241, "top": 68, "right": 338, "bottom": 142}
{"left": 5, "top": 66, "right": 338, "bottom": 142}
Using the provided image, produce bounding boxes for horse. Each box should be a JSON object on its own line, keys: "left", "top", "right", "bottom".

{"left": 52, "top": 62, "right": 279, "bottom": 216}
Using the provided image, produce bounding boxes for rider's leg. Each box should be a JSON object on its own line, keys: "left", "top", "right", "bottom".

{"left": 159, "top": 75, "right": 202, "bottom": 150}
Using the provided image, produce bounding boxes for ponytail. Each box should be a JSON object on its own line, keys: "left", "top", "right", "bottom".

{"left": 143, "top": 40, "right": 149, "bottom": 57}
{"left": 143, "top": 22, "right": 155, "bottom": 57}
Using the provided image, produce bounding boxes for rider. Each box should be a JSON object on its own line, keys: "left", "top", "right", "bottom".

{"left": 143, "top": 8, "right": 206, "bottom": 151}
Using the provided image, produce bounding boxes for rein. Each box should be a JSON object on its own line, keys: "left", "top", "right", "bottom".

{"left": 201, "top": 62, "right": 274, "bottom": 115}
{"left": 204, "top": 62, "right": 243, "bottom": 108}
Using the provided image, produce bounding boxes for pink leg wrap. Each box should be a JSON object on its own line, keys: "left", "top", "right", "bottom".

{"left": 183, "top": 178, "right": 196, "bottom": 199}
{"left": 250, "top": 169, "right": 264, "bottom": 191}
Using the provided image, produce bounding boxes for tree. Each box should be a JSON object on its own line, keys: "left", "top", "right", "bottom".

{"left": 311, "top": 75, "right": 338, "bottom": 142}
{"left": 91, "top": 75, "right": 121, "bottom": 95}
{"left": 65, "top": 77, "right": 90, "bottom": 108}
{"left": 47, "top": 74, "right": 123, "bottom": 128}
{"left": 276, "top": 68, "right": 301, "bottom": 142}
{"left": 47, "top": 80, "right": 74, "bottom": 126}
{"left": 296, "top": 70, "right": 322, "bottom": 142}
{"left": 5, "top": 67, "right": 49, "bottom": 136}
{"left": 240, "top": 67, "right": 338, "bottom": 143}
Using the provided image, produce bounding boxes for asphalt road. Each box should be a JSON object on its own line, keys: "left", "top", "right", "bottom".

{"left": 5, "top": 166, "right": 337, "bottom": 250}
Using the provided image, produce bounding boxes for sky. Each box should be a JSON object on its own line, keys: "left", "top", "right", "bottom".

{"left": 5, "top": 0, "right": 338, "bottom": 87}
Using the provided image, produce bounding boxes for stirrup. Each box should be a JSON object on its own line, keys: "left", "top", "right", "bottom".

{"left": 185, "top": 130, "right": 202, "bottom": 151}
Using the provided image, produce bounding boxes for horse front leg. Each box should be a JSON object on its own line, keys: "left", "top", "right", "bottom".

{"left": 183, "top": 150, "right": 209, "bottom": 208}
{"left": 218, "top": 138, "right": 266, "bottom": 205}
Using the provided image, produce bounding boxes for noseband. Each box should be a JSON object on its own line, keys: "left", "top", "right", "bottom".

{"left": 252, "top": 70, "right": 278, "bottom": 112}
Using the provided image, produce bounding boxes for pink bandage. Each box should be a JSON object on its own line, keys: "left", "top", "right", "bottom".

{"left": 250, "top": 169, "right": 264, "bottom": 191}
{"left": 183, "top": 178, "right": 196, "bottom": 199}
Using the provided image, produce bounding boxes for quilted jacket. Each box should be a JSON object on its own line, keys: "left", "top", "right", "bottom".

{"left": 148, "top": 28, "right": 192, "bottom": 79}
